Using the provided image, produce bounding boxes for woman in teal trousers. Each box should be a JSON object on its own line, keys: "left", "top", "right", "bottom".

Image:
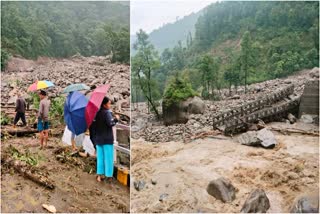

{"left": 90, "top": 97, "right": 119, "bottom": 182}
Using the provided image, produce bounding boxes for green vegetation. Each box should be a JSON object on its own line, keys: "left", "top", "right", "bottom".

{"left": 131, "top": 30, "right": 161, "bottom": 118}
{"left": 133, "top": 1, "right": 319, "bottom": 106}
{"left": 193, "top": 1, "right": 319, "bottom": 82}
{"left": 1, "top": 1, "right": 130, "bottom": 67}
{"left": 163, "top": 76, "right": 197, "bottom": 108}
{"left": 50, "top": 96, "right": 65, "bottom": 126}
{"left": 30, "top": 93, "right": 40, "bottom": 110}
{"left": 1, "top": 49, "right": 11, "bottom": 71}
{"left": 148, "top": 12, "right": 202, "bottom": 53}
{"left": 1, "top": 112, "right": 10, "bottom": 126}
{"left": 8, "top": 145, "right": 44, "bottom": 166}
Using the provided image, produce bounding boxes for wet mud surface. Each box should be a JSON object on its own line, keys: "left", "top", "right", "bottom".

{"left": 1, "top": 137, "right": 129, "bottom": 213}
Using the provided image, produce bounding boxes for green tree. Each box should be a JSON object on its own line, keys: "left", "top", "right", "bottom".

{"left": 132, "top": 29, "right": 161, "bottom": 118}
{"left": 240, "top": 31, "right": 254, "bottom": 93}
{"left": 197, "top": 54, "right": 220, "bottom": 99}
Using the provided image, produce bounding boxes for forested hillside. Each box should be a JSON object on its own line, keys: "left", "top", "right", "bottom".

{"left": 132, "top": 1, "right": 319, "bottom": 104}
{"left": 1, "top": 1, "right": 130, "bottom": 69}
{"left": 148, "top": 11, "right": 202, "bottom": 52}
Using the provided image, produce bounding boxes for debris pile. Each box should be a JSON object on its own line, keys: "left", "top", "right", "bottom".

{"left": 1, "top": 56, "right": 130, "bottom": 116}
{"left": 132, "top": 68, "right": 319, "bottom": 142}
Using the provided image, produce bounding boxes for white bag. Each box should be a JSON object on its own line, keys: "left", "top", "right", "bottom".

{"left": 62, "top": 126, "right": 72, "bottom": 145}
{"left": 83, "top": 135, "right": 96, "bottom": 156}
{"left": 75, "top": 134, "right": 85, "bottom": 147}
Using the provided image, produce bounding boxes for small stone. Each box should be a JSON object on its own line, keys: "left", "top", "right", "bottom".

{"left": 159, "top": 193, "right": 169, "bottom": 202}
{"left": 134, "top": 180, "right": 145, "bottom": 191}
{"left": 42, "top": 204, "right": 57, "bottom": 213}
{"left": 151, "top": 178, "right": 157, "bottom": 185}
{"left": 230, "top": 95, "right": 240, "bottom": 100}
{"left": 288, "top": 113, "right": 297, "bottom": 124}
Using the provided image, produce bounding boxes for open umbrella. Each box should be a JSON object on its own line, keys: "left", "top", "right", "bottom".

{"left": 62, "top": 83, "right": 90, "bottom": 94}
{"left": 28, "top": 80, "right": 54, "bottom": 92}
{"left": 85, "top": 84, "right": 110, "bottom": 127}
{"left": 64, "top": 91, "right": 88, "bottom": 135}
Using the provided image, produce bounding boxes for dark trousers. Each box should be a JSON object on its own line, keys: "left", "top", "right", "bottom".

{"left": 14, "top": 112, "right": 26, "bottom": 126}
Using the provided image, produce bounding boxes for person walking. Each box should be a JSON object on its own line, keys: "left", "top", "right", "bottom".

{"left": 38, "top": 90, "right": 51, "bottom": 149}
{"left": 13, "top": 92, "right": 27, "bottom": 128}
{"left": 90, "top": 97, "right": 119, "bottom": 182}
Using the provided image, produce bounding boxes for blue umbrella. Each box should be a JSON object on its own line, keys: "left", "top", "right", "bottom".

{"left": 64, "top": 91, "right": 88, "bottom": 135}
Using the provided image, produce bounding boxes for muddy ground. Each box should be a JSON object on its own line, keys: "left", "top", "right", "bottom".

{"left": 131, "top": 122, "right": 319, "bottom": 213}
{"left": 1, "top": 136, "right": 129, "bottom": 213}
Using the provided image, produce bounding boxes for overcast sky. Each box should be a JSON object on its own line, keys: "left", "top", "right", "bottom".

{"left": 131, "top": 0, "right": 217, "bottom": 35}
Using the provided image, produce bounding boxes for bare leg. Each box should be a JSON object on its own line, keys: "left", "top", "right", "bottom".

{"left": 71, "top": 139, "right": 77, "bottom": 151}
{"left": 43, "top": 130, "right": 49, "bottom": 147}
{"left": 39, "top": 131, "right": 44, "bottom": 148}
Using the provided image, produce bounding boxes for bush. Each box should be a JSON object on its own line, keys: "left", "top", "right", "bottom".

{"left": 163, "top": 76, "right": 197, "bottom": 108}
{"left": 49, "top": 96, "right": 65, "bottom": 126}
{"left": 1, "top": 111, "right": 10, "bottom": 125}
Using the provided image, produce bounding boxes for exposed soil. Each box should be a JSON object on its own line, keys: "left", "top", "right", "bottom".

{"left": 130, "top": 122, "right": 319, "bottom": 213}
{"left": 1, "top": 136, "right": 129, "bottom": 213}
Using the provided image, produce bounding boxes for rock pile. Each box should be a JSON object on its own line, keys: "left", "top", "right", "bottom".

{"left": 1, "top": 56, "right": 130, "bottom": 116}
{"left": 132, "top": 68, "right": 319, "bottom": 142}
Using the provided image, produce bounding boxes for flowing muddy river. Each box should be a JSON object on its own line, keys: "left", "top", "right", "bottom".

{"left": 131, "top": 122, "right": 319, "bottom": 213}
{"left": 1, "top": 137, "right": 129, "bottom": 213}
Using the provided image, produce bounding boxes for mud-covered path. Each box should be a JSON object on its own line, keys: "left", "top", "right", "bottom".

{"left": 131, "top": 122, "right": 319, "bottom": 213}
{"left": 1, "top": 137, "right": 129, "bottom": 213}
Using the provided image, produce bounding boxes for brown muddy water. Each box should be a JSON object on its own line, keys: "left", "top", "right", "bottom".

{"left": 1, "top": 136, "right": 129, "bottom": 213}
{"left": 131, "top": 122, "right": 319, "bottom": 213}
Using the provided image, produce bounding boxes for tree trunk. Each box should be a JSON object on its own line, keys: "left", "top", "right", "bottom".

{"left": 2, "top": 156, "right": 55, "bottom": 190}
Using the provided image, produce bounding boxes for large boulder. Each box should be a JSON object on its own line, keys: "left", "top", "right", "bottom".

{"left": 185, "top": 96, "right": 205, "bottom": 114}
{"left": 238, "top": 128, "right": 277, "bottom": 149}
{"left": 290, "top": 196, "right": 319, "bottom": 213}
{"left": 162, "top": 77, "right": 197, "bottom": 126}
{"left": 240, "top": 189, "right": 270, "bottom": 213}
{"left": 206, "top": 177, "right": 236, "bottom": 203}
{"left": 163, "top": 101, "right": 189, "bottom": 126}
{"left": 257, "top": 128, "right": 277, "bottom": 148}
{"left": 238, "top": 131, "right": 261, "bottom": 147}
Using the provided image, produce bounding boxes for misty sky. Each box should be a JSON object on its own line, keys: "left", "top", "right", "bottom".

{"left": 131, "top": 0, "right": 217, "bottom": 35}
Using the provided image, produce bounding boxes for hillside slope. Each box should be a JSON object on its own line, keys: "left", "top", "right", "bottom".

{"left": 147, "top": 1, "right": 319, "bottom": 95}
{"left": 1, "top": 1, "right": 129, "bottom": 65}
{"left": 148, "top": 11, "right": 202, "bottom": 52}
